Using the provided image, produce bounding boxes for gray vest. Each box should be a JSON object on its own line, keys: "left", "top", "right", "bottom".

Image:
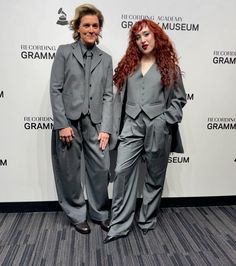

{"left": 126, "top": 64, "right": 166, "bottom": 119}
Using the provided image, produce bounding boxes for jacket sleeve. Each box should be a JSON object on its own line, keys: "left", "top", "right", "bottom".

{"left": 164, "top": 70, "right": 187, "bottom": 124}
{"left": 50, "top": 45, "right": 69, "bottom": 130}
{"left": 109, "top": 81, "right": 127, "bottom": 150}
{"left": 100, "top": 56, "right": 114, "bottom": 134}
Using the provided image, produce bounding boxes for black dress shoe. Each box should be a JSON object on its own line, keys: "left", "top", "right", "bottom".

{"left": 103, "top": 234, "right": 127, "bottom": 243}
{"left": 100, "top": 219, "right": 110, "bottom": 232}
{"left": 73, "top": 221, "right": 91, "bottom": 234}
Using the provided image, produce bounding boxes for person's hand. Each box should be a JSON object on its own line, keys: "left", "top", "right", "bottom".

{"left": 98, "top": 132, "right": 109, "bottom": 150}
{"left": 59, "top": 127, "right": 74, "bottom": 143}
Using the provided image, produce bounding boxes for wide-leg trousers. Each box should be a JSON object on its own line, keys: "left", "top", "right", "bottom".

{"left": 108, "top": 112, "right": 172, "bottom": 237}
{"left": 51, "top": 114, "right": 110, "bottom": 224}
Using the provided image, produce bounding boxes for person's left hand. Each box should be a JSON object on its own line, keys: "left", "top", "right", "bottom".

{"left": 98, "top": 132, "right": 109, "bottom": 150}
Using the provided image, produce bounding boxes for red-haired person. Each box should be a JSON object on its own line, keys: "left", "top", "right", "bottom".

{"left": 104, "top": 19, "right": 186, "bottom": 243}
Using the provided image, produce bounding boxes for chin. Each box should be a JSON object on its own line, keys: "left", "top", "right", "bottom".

{"left": 87, "top": 39, "right": 96, "bottom": 44}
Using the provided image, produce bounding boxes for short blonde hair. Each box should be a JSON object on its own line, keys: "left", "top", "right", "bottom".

{"left": 70, "top": 4, "right": 104, "bottom": 42}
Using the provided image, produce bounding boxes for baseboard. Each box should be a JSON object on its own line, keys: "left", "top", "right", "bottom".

{"left": 0, "top": 196, "right": 235, "bottom": 213}
{"left": 159, "top": 195, "right": 236, "bottom": 207}
{"left": 0, "top": 201, "right": 61, "bottom": 213}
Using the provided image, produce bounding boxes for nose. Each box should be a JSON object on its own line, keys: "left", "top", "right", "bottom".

{"left": 141, "top": 36, "right": 146, "bottom": 43}
{"left": 88, "top": 26, "right": 94, "bottom": 32}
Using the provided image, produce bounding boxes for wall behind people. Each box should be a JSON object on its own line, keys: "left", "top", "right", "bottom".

{"left": 0, "top": 0, "right": 235, "bottom": 202}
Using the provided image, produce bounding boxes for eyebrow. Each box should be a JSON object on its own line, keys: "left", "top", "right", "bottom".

{"left": 136, "top": 30, "right": 149, "bottom": 36}
{"left": 83, "top": 23, "right": 98, "bottom": 25}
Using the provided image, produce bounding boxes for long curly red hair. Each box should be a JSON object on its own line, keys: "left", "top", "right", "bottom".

{"left": 113, "top": 19, "right": 180, "bottom": 89}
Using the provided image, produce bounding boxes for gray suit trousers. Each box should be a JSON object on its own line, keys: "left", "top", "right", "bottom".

{"left": 108, "top": 112, "right": 172, "bottom": 237}
{"left": 51, "top": 115, "right": 110, "bottom": 224}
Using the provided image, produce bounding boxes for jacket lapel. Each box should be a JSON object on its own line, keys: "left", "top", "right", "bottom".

{"left": 71, "top": 41, "right": 84, "bottom": 68}
{"left": 91, "top": 46, "right": 102, "bottom": 72}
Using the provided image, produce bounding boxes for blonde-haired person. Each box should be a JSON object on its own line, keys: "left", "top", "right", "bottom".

{"left": 70, "top": 4, "right": 104, "bottom": 43}
{"left": 50, "top": 4, "right": 113, "bottom": 234}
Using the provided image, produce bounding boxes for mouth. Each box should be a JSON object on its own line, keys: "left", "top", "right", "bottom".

{"left": 142, "top": 44, "right": 148, "bottom": 50}
{"left": 87, "top": 34, "right": 96, "bottom": 38}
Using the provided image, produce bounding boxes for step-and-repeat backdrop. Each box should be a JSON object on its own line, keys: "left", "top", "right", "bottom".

{"left": 0, "top": 0, "right": 235, "bottom": 202}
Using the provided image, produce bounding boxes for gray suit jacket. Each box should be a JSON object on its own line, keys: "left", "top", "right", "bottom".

{"left": 50, "top": 41, "right": 113, "bottom": 133}
{"left": 110, "top": 70, "right": 186, "bottom": 152}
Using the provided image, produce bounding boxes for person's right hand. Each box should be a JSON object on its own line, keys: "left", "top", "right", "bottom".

{"left": 59, "top": 127, "right": 74, "bottom": 143}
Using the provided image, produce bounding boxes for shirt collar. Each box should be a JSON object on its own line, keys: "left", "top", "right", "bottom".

{"left": 79, "top": 40, "right": 95, "bottom": 57}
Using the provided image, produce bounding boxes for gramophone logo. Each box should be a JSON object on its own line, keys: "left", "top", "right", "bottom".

{"left": 56, "top": 8, "right": 68, "bottom": 26}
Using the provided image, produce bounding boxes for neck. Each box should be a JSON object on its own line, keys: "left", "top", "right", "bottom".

{"left": 79, "top": 40, "right": 95, "bottom": 50}
{"left": 141, "top": 53, "right": 155, "bottom": 63}
{"left": 86, "top": 44, "right": 95, "bottom": 50}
